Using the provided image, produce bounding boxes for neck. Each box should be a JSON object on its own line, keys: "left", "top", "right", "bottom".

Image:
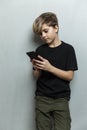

{"left": 49, "top": 37, "right": 61, "bottom": 48}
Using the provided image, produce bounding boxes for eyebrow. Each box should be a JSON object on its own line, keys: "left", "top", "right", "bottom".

{"left": 42, "top": 27, "right": 49, "bottom": 31}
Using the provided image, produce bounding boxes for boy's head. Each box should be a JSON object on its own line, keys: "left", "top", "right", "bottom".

{"left": 33, "top": 12, "right": 59, "bottom": 35}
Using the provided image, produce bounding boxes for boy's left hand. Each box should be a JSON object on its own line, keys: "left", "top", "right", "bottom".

{"left": 33, "top": 55, "right": 52, "bottom": 71}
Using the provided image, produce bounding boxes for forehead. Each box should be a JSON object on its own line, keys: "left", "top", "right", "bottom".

{"left": 41, "top": 24, "right": 51, "bottom": 30}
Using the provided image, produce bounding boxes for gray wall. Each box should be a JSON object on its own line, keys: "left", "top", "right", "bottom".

{"left": 0, "top": 0, "right": 87, "bottom": 130}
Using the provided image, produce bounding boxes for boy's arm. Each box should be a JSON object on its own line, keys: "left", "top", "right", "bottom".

{"left": 31, "top": 59, "right": 41, "bottom": 79}
{"left": 33, "top": 55, "right": 74, "bottom": 81}
{"left": 33, "top": 69, "right": 41, "bottom": 79}
{"left": 49, "top": 66, "right": 74, "bottom": 81}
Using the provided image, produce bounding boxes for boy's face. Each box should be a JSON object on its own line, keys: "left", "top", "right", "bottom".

{"left": 39, "top": 24, "right": 58, "bottom": 45}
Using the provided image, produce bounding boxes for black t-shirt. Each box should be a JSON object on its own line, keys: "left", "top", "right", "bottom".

{"left": 35, "top": 41, "right": 78, "bottom": 100}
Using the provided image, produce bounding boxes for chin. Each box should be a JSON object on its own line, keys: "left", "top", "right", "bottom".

{"left": 45, "top": 42, "right": 51, "bottom": 45}
{"left": 45, "top": 40, "right": 52, "bottom": 44}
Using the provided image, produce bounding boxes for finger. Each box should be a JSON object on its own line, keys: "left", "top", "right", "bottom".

{"left": 35, "top": 65, "right": 43, "bottom": 70}
{"left": 37, "top": 55, "right": 45, "bottom": 61}
{"left": 33, "top": 59, "right": 43, "bottom": 64}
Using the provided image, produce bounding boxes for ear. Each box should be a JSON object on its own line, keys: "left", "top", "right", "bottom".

{"left": 54, "top": 25, "right": 59, "bottom": 33}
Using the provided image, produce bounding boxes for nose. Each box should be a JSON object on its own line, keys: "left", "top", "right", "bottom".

{"left": 41, "top": 32, "right": 46, "bottom": 39}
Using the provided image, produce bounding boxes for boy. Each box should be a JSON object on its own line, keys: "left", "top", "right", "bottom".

{"left": 31, "top": 12, "right": 78, "bottom": 130}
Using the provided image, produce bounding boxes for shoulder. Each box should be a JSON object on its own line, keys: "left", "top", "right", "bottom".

{"left": 36, "top": 44, "right": 48, "bottom": 51}
{"left": 62, "top": 41, "right": 75, "bottom": 52}
{"left": 62, "top": 41, "right": 74, "bottom": 48}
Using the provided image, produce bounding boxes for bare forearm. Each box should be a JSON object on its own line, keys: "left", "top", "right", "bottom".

{"left": 33, "top": 56, "right": 74, "bottom": 81}
{"left": 33, "top": 69, "right": 41, "bottom": 79}
{"left": 49, "top": 65, "right": 74, "bottom": 81}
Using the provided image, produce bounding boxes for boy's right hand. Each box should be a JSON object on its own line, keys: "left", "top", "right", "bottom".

{"left": 31, "top": 58, "right": 38, "bottom": 70}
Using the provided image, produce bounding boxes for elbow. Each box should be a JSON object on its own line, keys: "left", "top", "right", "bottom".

{"left": 68, "top": 74, "right": 74, "bottom": 81}
{"left": 66, "top": 71, "right": 74, "bottom": 81}
{"left": 65, "top": 77, "right": 72, "bottom": 82}
{"left": 68, "top": 76, "right": 73, "bottom": 81}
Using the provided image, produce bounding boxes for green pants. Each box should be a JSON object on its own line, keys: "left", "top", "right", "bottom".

{"left": 35, "top": 96, "right": 71, "bottom": 130}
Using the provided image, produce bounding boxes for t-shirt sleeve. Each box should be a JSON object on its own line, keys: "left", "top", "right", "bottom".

{"left": 66, "top": 46, "right": 78, "bottom": 71}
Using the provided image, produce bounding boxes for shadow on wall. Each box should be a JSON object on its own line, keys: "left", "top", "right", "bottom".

{"left": 29, "top": 32, "right": 44, "bottom": 47}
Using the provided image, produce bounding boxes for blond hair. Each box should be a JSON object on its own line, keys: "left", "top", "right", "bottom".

{"left": 33, "top": 12, "right": 59, "bottom": 35}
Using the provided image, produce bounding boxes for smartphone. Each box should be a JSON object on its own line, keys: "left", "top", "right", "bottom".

{"left": 26, "top": 51, "right": 38, "bottom": 60}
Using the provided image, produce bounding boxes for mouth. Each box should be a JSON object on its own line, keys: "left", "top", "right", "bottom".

{"left": 42, "top": 37, "right": 50, "bottom": 43}
{"left": 43, "top": 38, "right": 49, "bottom": 41}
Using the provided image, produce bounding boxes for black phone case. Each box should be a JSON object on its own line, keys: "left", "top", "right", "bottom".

{"left": 26, "top": 51, "right": 38, "bottom": 59}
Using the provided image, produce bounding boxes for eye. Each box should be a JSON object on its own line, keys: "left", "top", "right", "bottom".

{"left": 44, "top": 29, "right": 48, "bottom": 33}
